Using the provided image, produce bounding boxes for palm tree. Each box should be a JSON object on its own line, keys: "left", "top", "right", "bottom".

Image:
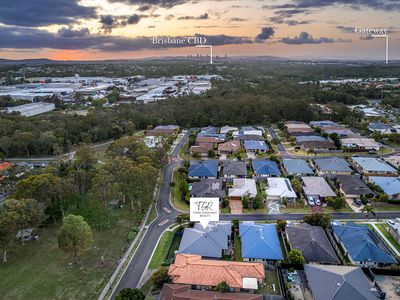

{"left": 361, "top": 204, "right": 376, "bottom": 218}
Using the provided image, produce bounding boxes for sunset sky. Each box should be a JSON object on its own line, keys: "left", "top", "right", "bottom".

{"left": 0, "top": 0, "right": 399, "bottom": 61}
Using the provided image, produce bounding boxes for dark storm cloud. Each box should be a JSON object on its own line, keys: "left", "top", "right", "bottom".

{"left": 177, "top": 13, "right": 209, "bottom": 20}
{"left": 280, "top": 31, "right": 350, "bottom": 44}
{"left": 127, "top": 14, "right": 141, "bottom": 24}
{"left": 57, "top": 27, "right": 90, "bottom": 38}
{"left": 256, "top": 27, "right": 275, "bottom": 41}
{"left": 0, "top": 26, "right": 254, "bottom": 52}
{"left": 108, "top": 0, "right": 188, "bottom": 8}
{"left": 266, "top": 7, "right": 312, "bottom": 26}
{"left": 0, "top": 0, "right": 97, "bottom": 27}
{"left": 138, "top": 4, "right": 152, "bottom": 11}
{"left": 270, "top": 0, "right": 400, "bottom": 11}
{"left": 336, "top": 25, "right": 356, "bottom": 33}
{"left": 100, "top": 14, "right": 145, "bottom": 33}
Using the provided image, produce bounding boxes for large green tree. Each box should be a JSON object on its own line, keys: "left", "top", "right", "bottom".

{"left": 58, "top": 214, "right": 94, "bottom": 262}
{"left": 115, "top": 288, "right": 145, "bottom": 300}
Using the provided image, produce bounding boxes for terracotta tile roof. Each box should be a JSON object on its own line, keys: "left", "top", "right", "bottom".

{"left": 197, "top": 136, "right": 224, "bottom": 144}
{"left": 218, "top": 140, "right": 241, "bottom": 153}
{"left": 190, "top": 143, "right": 214, "bottom": 154}
{"left": 168, "top": 254, "right": 265, "bottom": 289}
{"left": 0, "top": 162, "right": 12, "bottom": 171}
{"left": 160, "top": 284, "right": 263, "bottom": 300}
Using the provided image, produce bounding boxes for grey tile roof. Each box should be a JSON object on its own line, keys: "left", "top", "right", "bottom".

{"left": 283, "top": 159, "right": 313, "bottom": 175}
{"left": 178, "top": 222, "right": 231, "bottom": 258}
{"left": 190, "top": 179, "right": 224, "bottom": 198}
{"left": 222, "top": 160, "right": 247, "bottom": 176}
{"left": 335, "top": 175, "right": 375, "bottom": 196}
{"left": 352, "top": 157, "right": 398, "bottom": 173}
{"left": 304, "top": 264, "right": 381, "bottom": 300}
{"left": 314, "top": 157, "right": 352, "bottom": 172}
{"left": 286, "top": 223, "right": 339, "bottom": 264}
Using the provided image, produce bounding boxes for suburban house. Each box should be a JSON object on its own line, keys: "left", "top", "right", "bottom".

{"left": 243, "top": 140, "right": 268, "bottom": 153}
{"left": 323, "top": 127, "right": 356, "bottom": 137}
{"left": 199, "top": 126, "right": 218, "bottom": 135}
{"left": 331, "top": 221, "right": 397, "bottom": 267}
{"left": 252, "top": 159, "right": 280, "bottom": 177}
{"left": 222, "top": 160, "right": 247, "bottom": 179}
{"left": 300, "top": 140, "right": 336, "bottom": 151}
{"left": 309, "top": 120, "right": 339, "bottom": 128}
{"left": 370, "top": 176, "right": 400, "bottom": 200}
{"left": 197, "top": 136, "right": 225, "bottom": 144}
{"left": 295, "top": 135, "right": 327, "bottom": 144}
{"left": 340, "top": 138, "right": 380, "bottom": 151}
{"left": 304, "top": 264, "right": 384, "bottom": 300}
{"left": 285, "top": 121, "right": 314, "bottom": 134}
{"left": 168, "top": 254, "right": 265, "bottom": 292}
{"left": 190, "top": 143, "right": 214, "bottom": 157}
{"left": 178, "top": 222, "right": 231, "bottom": 258}
{"left": 313, "top": 157, "right": 353, "bottom": 176}
{"left": 351, "top": 157, "right": 398, "bottom": 176}
{"left": 189, "top": 179, "right": 225, "bottom": 200}
{"left": 239, "top": 222, "right": 283, "bottom": 262}
{"left": 335, "top": 175, "right": 375, "bottom": 201}
{"left": 145, "top": 125, "right": 179, "bottom": 137}
{"left": 239, "top": 126, "right": 263, "bottom": 137}
{"left": 160, "top": 284, "right": 263, "bottom": 300}
{"left": 228, "top": 178, "right": 257, "bottom": 200}
{"left": 384, "top": 155, "right": 400, "bottom": 169}
{"left": 285, "top": 223, "right": 340, "bottom": 264}
{"left": 301, "top": 177, "right": 336, "bottom": 200}
{"left": 265, "top": 178, "right": 297, "bottom": 202}
{"left": 220, "top": 125, "right": 239, "bottom": 134}
{"left": 188, "top": 160, "right": 218, "bottom": 179}
{"left": 218, "top": 140, "right": 241, "bottom": 155}
{"left": 368, "top": 122, "right": 395, "bottom": 134}
{"left": 282, "top": 158, "right": 313, "bottom": 176}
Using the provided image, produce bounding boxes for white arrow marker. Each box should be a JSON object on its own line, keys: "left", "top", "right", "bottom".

{"left": 371, "top": 34, "right": 389, "bottom": 64}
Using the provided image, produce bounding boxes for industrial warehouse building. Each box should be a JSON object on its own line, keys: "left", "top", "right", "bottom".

{"left": 4, "top": 102, "right": 55, "bottom": 117}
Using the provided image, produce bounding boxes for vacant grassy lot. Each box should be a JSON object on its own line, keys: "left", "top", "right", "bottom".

{"left": 376, "top": 223, "right": 400, "bottom": 253}
{"left": 171, "top": 169, "right": 190, "bottom": 212}
{"left": 0, "top": 205, "right": 140, "bottom": 300}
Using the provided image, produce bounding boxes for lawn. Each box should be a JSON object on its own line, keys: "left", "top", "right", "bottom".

{"left": 375, "top": 223, "right": 400, "bottom": 253}
{"left": 148, "top": 230, "right": 174, "bottom": 270}
{"left": 171, "top": 169, "right": 190, "bottom": 212}
{"left": 372, "top": 203, "right": 400, "bottom": 212}
{"left": 234, "top": 232, "right": 243, "bottom": 261}
{"left": 0, "top": 205, "right": 140, "bottom": 300}
{"left": 257, "top": 270, "right": 281, "bottom": 295}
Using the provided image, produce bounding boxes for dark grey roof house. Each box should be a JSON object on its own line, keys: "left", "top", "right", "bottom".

{"left": 335, "top": 175, "right": 375, "bottom": 199}
{"left": 222, "top": 160, "right": 247, "bottom": 178}
{"left": 304, "top": 264, "right": 383, "bottom": 300}
{"left": 190, "top": 179, "right": 224, "bottom": 199}
{"left": 286, "top": 223, "right": 340, "bottom": 264}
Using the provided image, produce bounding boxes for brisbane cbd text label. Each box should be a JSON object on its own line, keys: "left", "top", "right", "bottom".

{"left": 152, "top": 36, "right": 207, "bottom": 45}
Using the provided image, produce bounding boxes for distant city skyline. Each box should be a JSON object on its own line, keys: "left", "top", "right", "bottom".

{"left": 1, "top": 0, "right": 399, "bottom": 61}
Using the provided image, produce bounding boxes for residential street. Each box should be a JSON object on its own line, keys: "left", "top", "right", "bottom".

{"left": 111, "top": 131, "right": 190, "bottom": 298}
{"left": 110, "top": 128, "right": 400, "bottom": 299}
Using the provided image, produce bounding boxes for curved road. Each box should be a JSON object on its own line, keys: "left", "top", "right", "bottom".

{"left": 111, "top": 131, "right": 189, "bottom": 297}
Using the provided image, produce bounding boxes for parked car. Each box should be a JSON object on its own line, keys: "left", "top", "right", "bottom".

{"left": 386, "top": 220, "right": 396, "bottom": 227}
{"left": 308, "top": 197, "right": 315, "bottom": 206}
{"left": 315, "top": 198, "right": 321, "bottom": 206}
{"left": 354, "top": 199, "right": 362, "bottom": 206}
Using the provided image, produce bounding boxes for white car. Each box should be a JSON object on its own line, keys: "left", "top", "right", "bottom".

{"left": 315, "top": 198, "right": 321, "bottom": 206}
{"left": 386, "top": 220, "right": 396, "bottom": 227}
{"left": 308, "top": 197, "right": 315, "bottom": 206}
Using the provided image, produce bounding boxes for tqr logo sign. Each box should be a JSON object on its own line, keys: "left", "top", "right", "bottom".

{"left": 190, "top": 197, "right": 219, "bottom": 229}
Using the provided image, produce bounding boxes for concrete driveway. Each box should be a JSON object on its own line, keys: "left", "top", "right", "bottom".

{"left": 230, "top": 200, "right": 243, "bottom": 214}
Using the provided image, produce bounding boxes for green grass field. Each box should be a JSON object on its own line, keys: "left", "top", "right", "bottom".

{"left": 148, "top": 230, "right": 174, "bottom": 270}
{"left": 375, "top": 223, "right": 400, "bottom": 253}
{"left": 171, "top": 169, "right": 190, "bottom": 212}
{"left": 0, "top": 205, "right": 140, "bottom": 300}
